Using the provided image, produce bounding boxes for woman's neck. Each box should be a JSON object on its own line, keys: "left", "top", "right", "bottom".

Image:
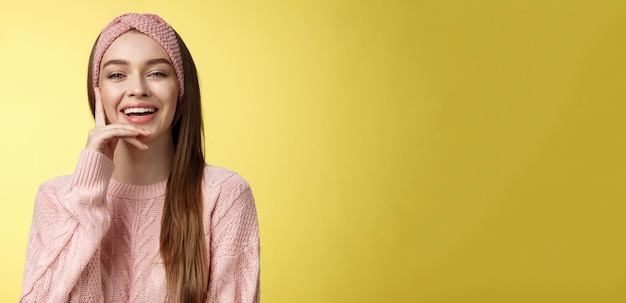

{"left": 111, "top": 135, "right": 175, "bottom": 185}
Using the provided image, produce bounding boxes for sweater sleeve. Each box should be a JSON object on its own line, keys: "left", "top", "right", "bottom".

{"left": 207, "top": 175, "right": 260, "bottom": 303}
{"left": 20, "top": 149, "right": 114, "bottom": 303}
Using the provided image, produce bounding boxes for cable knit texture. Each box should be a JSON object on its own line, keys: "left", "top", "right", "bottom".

{"left": 20, "top": 149, "right": 260, "bottom": 302}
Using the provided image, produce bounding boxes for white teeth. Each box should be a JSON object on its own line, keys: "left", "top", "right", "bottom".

{"left": 123, "top": 108, "right": 156, "bottom": 115}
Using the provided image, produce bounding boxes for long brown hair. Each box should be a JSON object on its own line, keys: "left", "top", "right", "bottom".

{"left": 87, "top": 30, "right": 208, "bottom": 302}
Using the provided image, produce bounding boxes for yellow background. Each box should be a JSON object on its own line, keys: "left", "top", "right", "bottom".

{"left": 1, "top": 0, "right": 626, "bottom": 302}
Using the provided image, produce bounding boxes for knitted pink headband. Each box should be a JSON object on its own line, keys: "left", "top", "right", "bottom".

{"left": 91, "top": 13, "right": 184, "bottom": 101}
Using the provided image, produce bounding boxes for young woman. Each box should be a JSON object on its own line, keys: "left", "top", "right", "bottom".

{"left": 20, "top": 13, "right": 260, "bottom": 302}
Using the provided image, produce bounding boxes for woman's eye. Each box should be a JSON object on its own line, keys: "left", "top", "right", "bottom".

{"left": 107, "top": 72, "right": 124, "bottom": 79}
{"left": 149, "top": 71, "right": 167, "bottom": 77}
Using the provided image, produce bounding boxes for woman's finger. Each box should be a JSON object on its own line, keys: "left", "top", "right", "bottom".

{"left": 94, "top": 87, "right": 106, "bottom": 128}
{"left": 86, "top": 125, "right": 150, "bottom": 153}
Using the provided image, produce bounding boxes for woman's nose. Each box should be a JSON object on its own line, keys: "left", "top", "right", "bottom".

{"left": 128, "top": 76, "right": 150, "bottom": 97}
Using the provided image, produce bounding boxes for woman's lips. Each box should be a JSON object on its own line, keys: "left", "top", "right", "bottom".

{"left": 121, "top": 107, "right": 158, "bottom": 124}
{"left": 123, "top": 113, "right": 156, "bottom": 124}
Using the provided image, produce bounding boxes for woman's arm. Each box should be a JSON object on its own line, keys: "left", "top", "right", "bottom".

{"left": 21, "top": 88, "right": 151, "bottom": 302}
{"left": 207, "top": 175, "right": 260, "bottom": 303}
{"left": 20, "top": 149, "right": 113, "bottom": 303}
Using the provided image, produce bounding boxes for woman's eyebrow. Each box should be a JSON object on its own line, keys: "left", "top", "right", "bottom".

{"left": 146, "top": 58, "right": 172, "bottom": 66}
{"left": 101, "top": 58, "right": 172, "bottom": 69}
{"left": 102, "top": 59, "right": 128, "bottom": 69}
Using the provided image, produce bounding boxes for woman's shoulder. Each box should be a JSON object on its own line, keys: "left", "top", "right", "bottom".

{"left": 202, "top": 165, "right": 250, "bottom": 190}
{"left": 38, "top": 174, "right": 73, "bottom": 194}
{"left": 202, "top": 165, "right": 253, "bottom": 207}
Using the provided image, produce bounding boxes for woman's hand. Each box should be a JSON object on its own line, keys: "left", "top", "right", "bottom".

{"left": 85, "top": 87, "right": 151, "bottom": 160}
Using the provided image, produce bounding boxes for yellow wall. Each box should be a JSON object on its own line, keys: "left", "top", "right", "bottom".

{"left": 2, "top": 0, "right": 626, "bottom": 302}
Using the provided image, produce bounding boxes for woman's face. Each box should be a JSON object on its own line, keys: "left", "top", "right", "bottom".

{"left": 98, "top": 30, "right": 179, "bottom": 144}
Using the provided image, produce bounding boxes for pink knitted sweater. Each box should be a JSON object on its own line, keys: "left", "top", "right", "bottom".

{"left": 20, "top": 149, "right": 260, "bottom": 302}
